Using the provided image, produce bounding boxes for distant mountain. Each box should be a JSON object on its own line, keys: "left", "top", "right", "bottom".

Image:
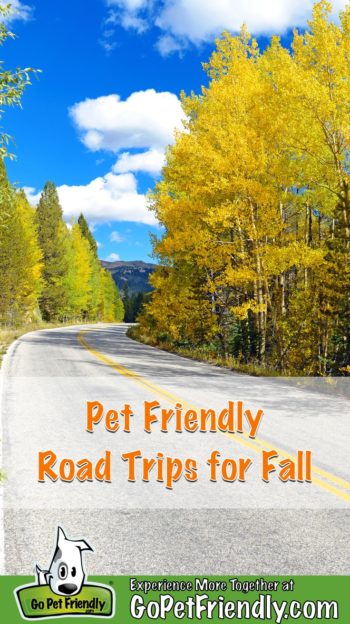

{"left": 101, "top": 260, "right": 156, "bottom": 294}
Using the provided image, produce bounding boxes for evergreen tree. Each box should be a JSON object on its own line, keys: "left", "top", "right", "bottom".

{"left": 36, "top": 182, "right": 69, "bottom": 320}
{"left": 78, "top": 213, "right": 98, "bottom": 257}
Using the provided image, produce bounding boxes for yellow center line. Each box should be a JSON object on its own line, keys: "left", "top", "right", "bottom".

{"left": 78, "top": 329, "right": 350, "bottom": 505}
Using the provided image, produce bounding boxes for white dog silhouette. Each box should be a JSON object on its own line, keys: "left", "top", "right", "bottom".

{"left": 36, "top": 526, "right": 93, "bottom": 596}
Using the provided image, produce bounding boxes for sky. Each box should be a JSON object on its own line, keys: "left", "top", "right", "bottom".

{"left": 2, "top": 0, "right": 347, "bottom": 263}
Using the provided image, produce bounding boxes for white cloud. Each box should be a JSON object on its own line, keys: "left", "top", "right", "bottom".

{"left": 120, "top": 12, "right": 148, "bottom": 32}
{"left": 156, "top": 34, "right": 185, "bottom": 56}
{"left": 105, "top": 253, "right": 120, "bottom": 261}
{"left": 23, "top": 186, "right": 41, "bottom": 205}
{"left": 110, "top": 230, "right": 124, "bottom": 242}
{"left": 156, "top": 0, "right": 306, "bottom": 42}
{"left": 25, "top": 172, "right": 157, "bottom": 226}
{"left": 4, "top": 0, "right": 32, "bottom": 22}
{"left": 113, "top": 148, "right": 165, "bottom": 175}
{"left": 99, "top": 39, "right": 118, "bottom": 54}
{"left": 103, "top": 0, "right": 348, "bottom": 54}
{"left": 106, "top": 0, "right": 147, "bottom": 10}
{"left": 69, "top": 89, "right": 184, "bottom": 153}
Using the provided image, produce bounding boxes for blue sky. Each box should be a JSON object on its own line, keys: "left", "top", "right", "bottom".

{"left": 2, "top": 0, "right": 344, "bottom": 262}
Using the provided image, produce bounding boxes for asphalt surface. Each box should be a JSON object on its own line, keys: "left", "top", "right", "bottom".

{"left": 1, "top": 324, "right": 350, "bottom": 575}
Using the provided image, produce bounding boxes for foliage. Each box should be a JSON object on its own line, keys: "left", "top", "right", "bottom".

{"left": 122, "top": 283, "right": 150, "bottom": 323}
{"left": 0, "top": 2, "right": 39, "bottom": 159}
{"left": 0, "top": 6, "right": 123, "bottom": 328}
{"left": 0, "top": 161, "right": 123, "bottom": 325}
{"left": 141, "top": 1, "right": 350, "bottom": 375}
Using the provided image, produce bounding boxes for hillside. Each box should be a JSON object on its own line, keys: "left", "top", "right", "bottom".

{"left": 101, "top": 260, "right": 155, "bottom": 294}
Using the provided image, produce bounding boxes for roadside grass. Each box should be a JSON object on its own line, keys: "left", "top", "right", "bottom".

{"left": 0, "top": 319, "right": 124, "bottom": 367}
{"left": 0, "top": 320, "right": 92, "bottom": 367}
{"left": 127, "top": 327, "right": 350, "bottom": 400}
{"left": 0, "top": 323, "right": 55, "bottom": 366}
{"left": 127, "top": 325, "right": 279, "bottom": 377}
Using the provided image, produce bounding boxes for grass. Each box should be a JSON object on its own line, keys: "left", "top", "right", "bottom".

{"left": 127, "top": 325, "right": 279, "bottom": 377}
{"left": 127, "top": 326, "right": 350, "bottom": 400}
{"left": 0, "top": 320, "right": 85, "bottom": 366}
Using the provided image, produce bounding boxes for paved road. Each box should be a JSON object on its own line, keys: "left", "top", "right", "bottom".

{"left": 1, "top": 324, "right": 350, "bottom": 575}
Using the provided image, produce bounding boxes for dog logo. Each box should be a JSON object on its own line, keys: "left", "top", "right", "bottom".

{"left": 36, "top": 527, "right": 92, "bottom": 596}
{"left": 15, "top": 526, "right": 115, "bottom": 620}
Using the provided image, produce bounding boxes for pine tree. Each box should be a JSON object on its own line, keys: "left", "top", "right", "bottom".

{"left": 78, "top": 213, "right": 98, "bottom": 257}
{"left": 36, "top": 182, "right": 70, "bottom": 320}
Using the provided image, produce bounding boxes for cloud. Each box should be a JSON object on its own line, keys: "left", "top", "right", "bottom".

{"left": 113, "top": 147, "right": 165, "bottom": 175}
{"left": 23, "top": 186, "right": 41, "bottom": 205}
{"left": 27, "top": 88, "right": 178, "bottom": 228}
{"left": 105, "top": 253, "right": 120, "bottom": 261}
{"left": 120, "top": 12, "right": 148, "bottom": 32}
{"left": 25, "top": 172, "right": 157, "bottom": 226}
{"left": 106, "top": 0, "right": 148, "bottom": 10}
{"left": 103, "top": 0, "right": 348, "bottom": 55}
{"left": 100, "top": 2, "right": 149, "bottom": 52}
{"left": 99, "top": 38, "right": 118, "bottom": 54}
{"left": 3, "top": 0, "right": 33, "bottom": 22}
{"left": 69, "top": 89, "right": 183, "bottom": 153}
{"left": 156, "top": 33, "right": 185, "bottom": 56}
{"left": 110, "top": 230, "right": 124, "bottom": 242}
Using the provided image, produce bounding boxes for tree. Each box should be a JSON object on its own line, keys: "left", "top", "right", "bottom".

{"left": 78, "top": 213, "right": 98, "bottom": 257}
{"left": 142, "top": 1, "right": 350, "bottom": 375}
{"left": 13, "top": 190, "right": 42, "bottom": 320}
{"left": 36, "top": 182, "right": 70, "bottom": 320}
{"left": 0, "top": 157, "right": 22, "bottom": 322}
{"left": 0, "top": 160, "right": 42, "bottom": 323}
{"left": 0, "top": 3, "right": 38, "bottom": 159}
{"left": 64, "top": 223, "right": 93, "bottom": 319}
{"left": 100, "top": 270, "right": 124, "bottom": 322}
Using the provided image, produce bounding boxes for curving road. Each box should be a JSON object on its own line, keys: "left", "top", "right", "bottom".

{"left": 1, "top": 323, "right": 350, "bottom": 575}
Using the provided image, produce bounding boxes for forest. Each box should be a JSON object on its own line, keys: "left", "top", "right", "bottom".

{"left": 0, "top": 160, "right": 124, "bottom": 326}
{"left": 138, "top": 1, "right": 350, "bottom": 376}
{"left": 0, "top": 161, "right": 124, "bottom": 325}
{"left": 0, "top": 4, "right": 123, "bottom": 330}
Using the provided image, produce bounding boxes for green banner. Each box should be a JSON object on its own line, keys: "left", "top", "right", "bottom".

{"left": 0, "top": 575, "right": 348, "bottom": 623}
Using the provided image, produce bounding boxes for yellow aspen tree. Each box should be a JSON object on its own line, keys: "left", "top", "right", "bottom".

{"left": 14, "top": 190, "right": 43, "bottom": 321}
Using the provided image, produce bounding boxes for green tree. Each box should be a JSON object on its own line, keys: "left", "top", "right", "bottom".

{"left": 78, "top": 213, "right": 98, "bottom": 257}
{"left": 36, "top": 182, "right": 69, "bottom": 320}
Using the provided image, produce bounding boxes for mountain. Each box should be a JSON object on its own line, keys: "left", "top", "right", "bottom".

{"left": 101, "top": 260, "right": 156, "bottom": 295}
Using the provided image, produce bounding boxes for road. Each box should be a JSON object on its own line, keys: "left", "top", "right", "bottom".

{"left": 1, "top": 323, "right": 350, "bottom": 575}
